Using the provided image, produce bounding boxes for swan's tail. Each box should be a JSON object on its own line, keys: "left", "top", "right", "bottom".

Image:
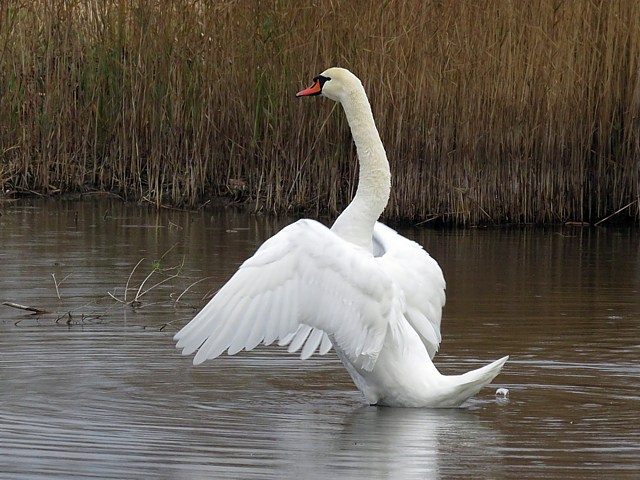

{"left": 445, "top": 355, "right": 509, "bottom": 407}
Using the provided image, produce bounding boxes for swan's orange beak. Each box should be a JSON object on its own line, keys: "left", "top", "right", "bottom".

{"left": 296, "top": 80, "right": 322, "bottom": 97}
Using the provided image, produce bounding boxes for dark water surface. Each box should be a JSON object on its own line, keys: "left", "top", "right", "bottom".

{"left": 1, "top": 198, "right": 638, "bottom": 479}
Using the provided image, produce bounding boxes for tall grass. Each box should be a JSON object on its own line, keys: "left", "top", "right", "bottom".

{"left": 1, "top": 0, "right": 638, "bottom": 224}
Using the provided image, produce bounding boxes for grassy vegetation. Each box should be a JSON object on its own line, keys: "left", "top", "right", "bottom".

{"left": 1, "top": 0, "right": 639, "bottom": 224}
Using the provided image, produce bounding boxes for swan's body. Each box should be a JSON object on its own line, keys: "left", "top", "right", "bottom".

{"left": 174, "top": 67, "right": 508, "bottom": 407}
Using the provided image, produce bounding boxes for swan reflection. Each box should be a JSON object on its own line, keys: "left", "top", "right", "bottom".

{"left": 326, "top": 406, "right": 504, "bottom": 478}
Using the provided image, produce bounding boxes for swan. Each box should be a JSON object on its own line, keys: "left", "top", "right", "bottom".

{"left": 174, "top": 67, "right": 508, "bottom": 407}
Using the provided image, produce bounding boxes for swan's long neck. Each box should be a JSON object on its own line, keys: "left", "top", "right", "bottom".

{"left": 331, "top": 86, "right": 391, "bottom": 251}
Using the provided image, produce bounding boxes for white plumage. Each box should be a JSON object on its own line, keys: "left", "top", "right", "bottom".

{"left": 174, "top": 67, "right": 508, "bottom": 407}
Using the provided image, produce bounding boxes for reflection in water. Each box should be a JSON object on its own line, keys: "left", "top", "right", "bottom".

{"left": 332, "top": 407, "right": 502, "bottom": 479}
{"left": 0, "top": 198, "right": 639, "bottom": 479}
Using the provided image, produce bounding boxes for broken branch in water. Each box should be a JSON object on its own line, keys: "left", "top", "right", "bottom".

{"left": 124, "top": 257, "right": 145, "bottom": 303}
{"left": 51, "top": 273, "right": 72, "bottom": 300}
{"left": 173, "top": 276, "right": 215, "bottom": 305}
{"left": 2, "top": 301, "right": 50, "bottom": 315}
{"left": 594, "top": 199, "right": 639, "bottom": 226}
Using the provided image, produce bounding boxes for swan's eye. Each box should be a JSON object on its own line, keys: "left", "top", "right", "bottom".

{"left": 314, "top": 75, "right": 331, "bottom": 86}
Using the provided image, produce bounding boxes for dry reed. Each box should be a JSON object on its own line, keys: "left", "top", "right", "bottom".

{"left": 1, "top": 0, "right": 639, "bottom": 224}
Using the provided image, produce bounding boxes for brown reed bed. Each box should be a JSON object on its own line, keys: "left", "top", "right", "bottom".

{"left": 1, "top": 0, "right": 639, "bottom": 225}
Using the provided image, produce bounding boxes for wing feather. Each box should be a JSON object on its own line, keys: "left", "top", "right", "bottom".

{"left": 286, "top": 324, "right": 312, "bottom": 353}
{"left": 319, "top": 333, "right": 333, "bottom": 355}
{"left": 301, "top": 328, "right": 324, "bottom": 360}
{"left": 373, "top": 222, "right": 446, "bottom": 358}
{"left": 235, "top": 297, "right": 267, "bottom": 355}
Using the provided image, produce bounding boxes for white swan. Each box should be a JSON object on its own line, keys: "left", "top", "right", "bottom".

{"left": 174, "top": 67, "right": 508, "bottom": 407}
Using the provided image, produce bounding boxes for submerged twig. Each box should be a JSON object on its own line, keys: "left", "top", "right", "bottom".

{"left": 107, "top": 246, "right": 190, "bottom": 308}
{"left": 594, "top": 199, "right": 639, "bottom": 227}
{"left": 133, "top": 256, "right": 185, "bottom": 304}
{"left": 2, "top": 301, "right": 50, "bottom": 315}
{"left": 124, "top": 258, "right": 145, "bottom": 303}
{"left": 51, "top": 273, "right": 71, "bottom": 300}
{"left": 174, "top": 276, "right": 215, "bottom": 305}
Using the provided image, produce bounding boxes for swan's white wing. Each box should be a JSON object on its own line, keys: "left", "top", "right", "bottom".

{"left": 373, "top": 222, "right": 446, "bottom": 358}
{"left": 174, "top": 219, "right": 400, "bottom": 371}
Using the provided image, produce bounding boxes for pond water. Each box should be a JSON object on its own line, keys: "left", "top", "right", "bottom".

{"left": 0, "top": 197, "right": 638, "bottom": 479}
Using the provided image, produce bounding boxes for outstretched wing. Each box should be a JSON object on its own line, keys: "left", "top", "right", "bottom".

{"left": 174, "top": 219, "right": 402, "bottom": 371}
{"left": 373, "top": 222, "right": 446, "bottom": 358}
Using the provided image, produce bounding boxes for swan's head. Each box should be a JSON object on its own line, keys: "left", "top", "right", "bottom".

{"left": 296, "top": 67, "right": 363, "bottom": 103}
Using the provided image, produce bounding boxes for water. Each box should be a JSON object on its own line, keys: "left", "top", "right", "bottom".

{"left": 0, "top": 198, "right": 638, "bottom": 479}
